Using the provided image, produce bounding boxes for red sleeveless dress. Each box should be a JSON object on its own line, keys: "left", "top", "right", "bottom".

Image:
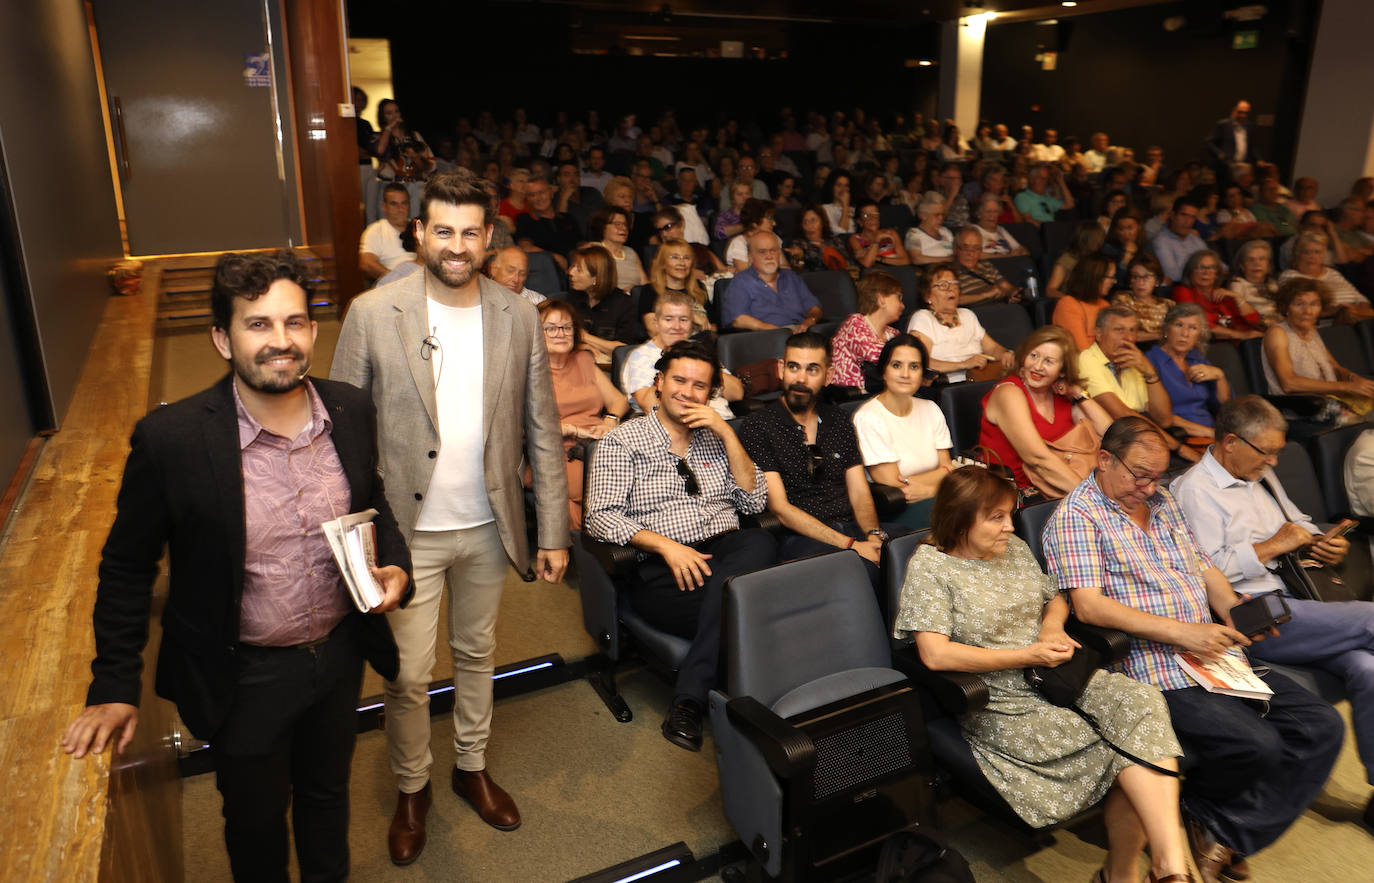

{"left": 977, "top": 374, "right": 1074, "bottom": 488}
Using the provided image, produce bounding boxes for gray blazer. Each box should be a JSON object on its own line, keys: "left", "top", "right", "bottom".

{"left": 331, "top": 272, "right": 570, "bottom": 568}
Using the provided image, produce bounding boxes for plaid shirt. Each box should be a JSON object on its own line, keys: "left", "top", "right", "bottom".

{"left": 1043, "top": 472, "right": 1242, "bottom": 692}
{"left": 583, "top": 408, "right": 767, "bottom": 550}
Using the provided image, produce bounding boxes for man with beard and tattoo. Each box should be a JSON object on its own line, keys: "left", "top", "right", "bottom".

{"left": 584, "top": 339, "right": 775, "bottom": 752}
{"left": 63, "top": 251, "right": 413, "bottom": 881}
{"left": 331, "top": 169, "right": 570, "bottom": 865}
{"left": 738, "top": 332, "right": 903, "bottom": 588}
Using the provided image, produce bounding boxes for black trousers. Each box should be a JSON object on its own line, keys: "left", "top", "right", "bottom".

{"left": 630, "top": 528, "right": 777, "bottom": 702}
{"left": 211, "top": 616, "right": 365, "bottom": 883}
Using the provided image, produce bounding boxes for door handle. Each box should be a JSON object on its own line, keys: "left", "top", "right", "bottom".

{"left": 112, "top": 96, "right": 131, "bottom": 182}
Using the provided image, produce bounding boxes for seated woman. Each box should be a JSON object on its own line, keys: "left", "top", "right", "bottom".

{"left": 821, "top": 170, "right": 856, "bottom": 235}
{"left": 785, "top": 204, "right": 850, "bottom": 272}
{"left": 589, "top": 206, "right": 645, "bottom": 291}
{"left": 973, "top": 193, "right": 1028, "bottom": 257}
{"left": 829, "top": 271, "right": 905, "bottom": 390}
{"left": 853, "top": 334, "right": 953, "bottom": 528}
{"left": 1215, "top": 183, "right": 1266, "bottom": 240}
{"left": 1263, "top": 277, "right": 1374, "bottom": 427}
{"left": 1228, "top": 238, "right": 1282, "bottom": 325}
{"left": 1279, "top": 230, "right": 1374, "bottom": 321}
{"left": 908, "top": 262, "right": 1015, "bottom": 383}
{"left": 1096, "top": 189, "right": 1128, "bottom": 233}
{"left": 894, "top": 467, "right": 1190, "bottom": 883}
{"left": 938, "top": 122, "right": 969, "bottom": 163}
{"left": 649, "top": 209, "right": 726, "bottom": 279}
{"left": 1110, "top": 254, "right": 1173, "bottom": 342}
{"left": 979, "top": 326, "right": 1113, "bottom": 496}
{"left": 535, "top": 300, "right": 629, "bottom": 529}
{"left": 566, "top": 244, "right": 644, "bottom": 361}
{"left": 713, "top": 180, "right": 753, "bottom": 241}
{"left": 1100, "top": 208, "right": 1144, "bottom": 289}
{"left": 636, "top": 238, "right": 713, "bottom": 337}
{"left": 904, "top": 194, "right": 955, "bottom": 265}
{"left": 849, "top": 200, "right": 912, "bottom": 268}
{"left": 1146, "top": 302, "right": 1232, "bottom": 437}
{"left": 1171, "top": 249, "right": 1264, "bottom": 340}
{"left": 726, "top": 198, "right": 777, "bottom": 272}
{"left": 1052, "top": 254, "right": 1117, "bottom": 352}
{"left": 1046, "top": 221, "right": 1105, "bottom": 299}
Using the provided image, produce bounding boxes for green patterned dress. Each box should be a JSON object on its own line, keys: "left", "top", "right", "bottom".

{"left": 893, "top": 536, "right": 1181, "bottom": 827}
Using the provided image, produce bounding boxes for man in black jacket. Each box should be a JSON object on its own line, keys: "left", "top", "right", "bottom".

{"left": 62, "top": 251, "right": 412, "bottom": 882}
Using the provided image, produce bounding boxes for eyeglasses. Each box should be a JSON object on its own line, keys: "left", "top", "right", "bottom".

{"left": 1111, "top": 451, "right": 1162, "bottom": 488}
{"left": 656, "top": 223, "right": 678, "bottom": 233}
{"left": 1237, "top": 434, "right": 1281, "bottom": 460}
{"left": 1196, "top": 264, "right": 1220, "bottom": 272}
{"left": 1129, "top": 272, "right": 1157, "bottom": 282}
{"left": 860, "top": 212, "right": 879, "bottom": 219}
{"left": 675, "top": 458, "right": 701, "bottom": 496}
{"left": 930, "top": 280, "right": 959, "bottom": 291}
{"left": 542, "top": 324, "right": 574, "bottom": 336}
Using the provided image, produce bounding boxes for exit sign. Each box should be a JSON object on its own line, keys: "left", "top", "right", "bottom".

{"left": 1233, "top": 30, "right": 1259, "bottom": 50}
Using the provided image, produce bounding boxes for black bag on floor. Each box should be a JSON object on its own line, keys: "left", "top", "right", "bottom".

{"left": 874, "top": 828, "right": 976, "bottom": 883}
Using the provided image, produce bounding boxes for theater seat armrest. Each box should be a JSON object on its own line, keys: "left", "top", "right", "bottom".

{"left": 728, "top": 397, "right": 770, "bottom": 417}
{"left": 890, "top": 645, "right": 990, "bottom": 714}
{"left": 871, "top": 483, "right": 906, "bottom": 518}
{"left": 1066, "top": 618, "right": 1131, "bottom": 664}
{"left": 724, "top": 695, "right": 817, "bottom": 778}
{"left": 740, "top": 511, "right": 784, "bottom": 534}
{"left": 581, "top": 536, "right": 640, "bottom": 576}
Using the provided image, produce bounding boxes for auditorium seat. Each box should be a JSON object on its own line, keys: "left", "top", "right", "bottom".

{"left": 526, "top": 250, "right": 564, "bottom": 295}
{"left": 1305, "top": 423, "right": 1368, "bottom": 519}
{"left": 1319, "top": 323, "right": 1373, "bottom": 376}
{"left": 800, "top": 270, "right": 858, "bottom": 321}
{"left": 937, "top": 379, "right": 997, "bottom": 454}
{"left": 610, "top": 344, "right": 637, "bottom": 393}
{"left": 1206, "top": 342, "right": 1250, "bottom": 397}
{"left": 970, "top": 302, "right": 1033, "bottom": 351}
{"left": 879, "top": 204, "right": 914, "bottom": 238}
{"left": 1002, "top": 222, "right": 1042, "bottom": 261}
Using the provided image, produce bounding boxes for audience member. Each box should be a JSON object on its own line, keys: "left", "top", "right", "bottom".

{"left": 895, "top": 467, "right": 1192, "bottom": 882}
{"left": 1147, "top": 302, "right": 1231, "bottom": 435}
{"left": 1334, "top": 197, "right": 1374, "bottom": 264}
{"left": 514, "top": 178, "right": 578, "bottom": 270}
{"left": 713, "top": 180, "right": 753, "bottom": 241}
{"left": 535, "top": 300, "right": 629, "bottom": 529}
{"left": 1172, "top": 249, "right": 1265, "bottom": 340}
{"left": 905, "top": 194, "right": 956, "bottom": 264}
{"left": 667, "top": 167, "right": 714, "bottom": 228}
{"left": 1173, "top": 395, "right": 1374, "bottom": 828}
{"left": 497, "top": 169, "right": 530, "bottom": 224}
{"left": 785, "top": 205, "right": 850, "bottom": 272}
{"left": 952, "top": 227, "right": 1022, "bottom": 306}
{"left": 829, "top": 271, "right": 904, "bottom": 390}
{"left": 738, "top": 333, "right": 900, "bottom": 581}
{"left": 1110, "top": 254, "right": 1173, "bottom": 340}
{"left": 908, "top": 262, "right": 1014, "bottom": 383}
{"left": 589, "top": 207, "right": 645, "bottom": 291}
{"left": 585, "top": 340, "right": 775, "bottom": 752}
{"left": 623, "top": 292, "right": 740, "bottom": 422}
{"left": 726, "top": 198, "right": 777, "bottom": 272}
{"left": 1250, "top": 177, "right": 1298, "bottom": 239}
{"left": 1031, "top": 128, "right": 1066, "bottom": 166}
{"left": 1053, "top": 254, "right": 1117, "bottom": 351}
{"left": 928, "top": 163, "right": 971, "bottom": 230}
{"left": 373, "top": 99, "right": 435, "bottom": 181}
{"left": 1096, "top": 190, "right": 1129, "bottom": 234}
{"left": 580, "top": 146, "right": 613, "bottom": 193}
{"left": 1206, "top": 100, "right": 1262, "bottom": 170}
{"left": 1014, "top": 163, "right": 1076, "bottom": 225}
{"left": 1262, "top": 277, "right": 1374, "bottom": 426}
{"left": 637, "top": 237, "right": 713, "bottom": 335}
{"left": 1083, "top": 132, "right": 1112, "bottom": 174}
{"left": 939, "top": 122, "right": 969, "bottom": 162}
{"left": 1043, "top": 416, "right": 1343, "bottom": 883}
{"left": 1286, "top": 176, "right": 1323, "bottom": 218}
{"left": 1214, "top": 183, "right": 1265, "bottom": 240}
{"left": 1101, "top": 208, "right": 1145, "bottom": 288}
{"left": 853, "top": 334, "right": 953, "bottom": 529}
{"left": 849, "top": 200, "right": 911, "bottom": 268}
{"left": 566, "top": 243, "right": 644, "bottom": 359}
{"left": 486, "top": 246, "right": 544, "bottom": 305}
{"left": 721, "top": 232, "right": 822, "bottom": 331}
{"left": 1228, "top": 238, "right": 1281, "bottom": 324}
{"left": 821, "top": 170, "right": 856, "bottom": 235}
{"left": 1151, "top": 198, "right": 1210, "bottom": 283}
{"left": 973, "top": 193, "right": 1028, "bottom": 256}
{"left": 1279, "top": 231, "right": 1374, "bottom": 318}
{"left": 360, "top": 183, "right": 417, "bottom": 280}
{"left": 1047, "top": 221, "right": 1105, "bottom": 300}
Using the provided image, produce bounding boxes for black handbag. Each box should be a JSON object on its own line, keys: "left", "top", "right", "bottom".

{"left": 1258, "top": 476, "right": 1332, "bottom": 602}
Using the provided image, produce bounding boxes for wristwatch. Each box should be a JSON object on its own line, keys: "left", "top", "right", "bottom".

{"left": 867, "top": 528, "right": 890, "bottom": 542}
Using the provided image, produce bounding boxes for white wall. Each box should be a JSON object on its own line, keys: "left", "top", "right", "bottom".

{"left": 938, "top": 16, "right": 987, "bottom": 139}
{"left": 1291, "top": 0, "right": 1374, "bottom": 202}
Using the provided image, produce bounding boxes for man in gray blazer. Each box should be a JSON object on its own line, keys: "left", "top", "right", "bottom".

{"left": 332, "top": 169, "right": 570, "bottom": 866}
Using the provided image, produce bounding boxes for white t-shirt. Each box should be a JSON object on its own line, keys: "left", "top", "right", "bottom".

{"left": 907, "top": 309, "right": 987, "bottom": 383}
{"left": 725, "top": 234, "right": 749, "bottom": 267}
{"left": 978, "top": 225, "right": 1022, "bottom": 256}
{"left": 621, "top": 340, "right": 735, "bottom": 420}
{"left": 903, "top": 226, "right": 954, "bottom": 259}
{"left": 853, "top": 396, "right": 952, "bottom": 478}
{"left": 415, "top": 298, "right": 494, "bottom": 531}
{"left": 823, "top": 203, "right": 854, "bottom": 234}
{"left": 674, "top": 204, "right": 710, "bottom": 246}
{"left": 359, "top": 219, "right": 414, "bottom": 270}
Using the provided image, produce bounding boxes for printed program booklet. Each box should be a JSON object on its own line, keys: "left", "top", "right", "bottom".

{"left": 1174, "top": 651, "right": 1274, "bottom": 700}
{"left": 322, "top": 509, "right": 385, "bottom": 612}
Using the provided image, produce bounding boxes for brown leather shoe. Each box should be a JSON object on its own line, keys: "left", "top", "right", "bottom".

{"left": 1184, "top": 814, "right": 1232, "bottom": 883}
{"left": 388, "top": 782, "right": 432, "bottom": 866}
{"left": 452, "top": 767, "right": 521, "bottom": 831}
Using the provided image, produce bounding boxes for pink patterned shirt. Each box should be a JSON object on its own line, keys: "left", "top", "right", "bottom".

{"left": 234, "top": 380, "right": 353, "bottom": 646}
{"left": 829, "top": 312, "right": 897, "bottom": 388}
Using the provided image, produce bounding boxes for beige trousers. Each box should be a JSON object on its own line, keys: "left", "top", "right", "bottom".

{"left": 385, "top": 522, "right": 507, "bottom": 793}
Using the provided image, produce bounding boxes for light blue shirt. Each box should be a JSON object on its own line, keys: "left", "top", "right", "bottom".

{"left": 1171, "top": 448, "right": 1319, "bottom": 596}
{"left": 1150, "top": 228, "right": 1209, "bottom": 283}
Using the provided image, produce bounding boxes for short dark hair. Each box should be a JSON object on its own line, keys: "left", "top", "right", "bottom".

{"left": 653, "top": 339, "right": 722, "bottom": 394}
{"left": 382, "top": 181, "right": 409, "bottom": 201}
{"left": 420, "top": 168, "right": 492, "bottom": 226}
{"left": 588, "top": 206, "right": 630, "bottom": 241}
{"left": 739, "top": 198, "right": 776, "bottom": 231}
{"left": 784, "top": 331, "right": 831, "bottom": 363}
{"left": 930, "top": 466, "right": 1018, "bottom": 552}
{"left": 857, "top": 269, "right": 903, "bottom": 314}
{"left": 1171, "top": 196, "right": 1200, "bottom": 214}
{"left": 211, "top": 250, "right": 313, "bottom": 331}
{"left": 874, "top": 333, "right": 929, "bottom": 391}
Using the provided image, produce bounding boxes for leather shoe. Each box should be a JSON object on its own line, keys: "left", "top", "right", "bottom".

{"left": 1221, "top": 855, "right": 1250, "bottom": 882}
{"left": 661, "top": 696, "right": 704, "bottom": 752}
{"left": 452, "top": 767, "right": 521, "bottom": 830}
{"left": 388, "top": 782, "right": 432, "bottom": 866}
{"left": 1184, "top": 814, "right": 1232, "bottom": 883}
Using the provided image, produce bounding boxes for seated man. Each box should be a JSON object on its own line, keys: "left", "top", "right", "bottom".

{"left": 622, "top": 292, "right": 742, "bottom": 419}
{"left": 1286, "top": 176, "right": 1323, "bottom": 218}
{"left": 1044, "top": 416, "right": 1345, "bottom": 882}
{"left": 721, "top": 231, "right": 823, "bottom": 331}
{"left": 737, "top": 332, "right": 901, "bottom": 584}
{"left": 360, "top": 182, "right": 416, "bottom": 280}
{"left": 952, "top": 227, "right": 1022, "bottom": 306}
{"left": 1031, "top": 128, "right": 1066, "bottom": 167}
{"left": 584, "top": 340, "right": 775, "bottom": 752}
{"left": 1174, "top": 396, "right": 1374, "bottom": 828}
{"left": 514, "top": 177, "right": 579, "bottom": 270}
{"left": 1150, "top": 198, "right": 1209, "bottom": 283}
{"left": 1079, "top": 306, "right": 1200, "bottom": 463}
{"left": 1083, "top": 131, "right": 1112, "bottom": 175}
{"left": 485, "top": 246, "right": 544, "bottom": 305}
{"left": 1013, "top": 162, "right": 1075, "bottom": 226}
{"left": 580, "top": 146, "right": 613, "bottom": 193}
{"left": 1250, "top": 177, "right": 1299, "bottom": 240}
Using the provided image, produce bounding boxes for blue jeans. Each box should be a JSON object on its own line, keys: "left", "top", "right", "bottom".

{"left": 1163, "top": 668, "right": 1344, "bottom": 857}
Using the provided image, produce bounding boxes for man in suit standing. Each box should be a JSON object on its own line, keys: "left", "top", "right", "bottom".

{"left": 1206, "top": 100, "right": 1264, "bottom": 183}
{"left": 62, "top": 251, "right": 412, "bottom": 881}
{"left": 332, "top": 168, "right": 570, "bottom": 865}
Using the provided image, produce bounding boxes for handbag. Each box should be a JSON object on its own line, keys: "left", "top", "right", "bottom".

{"left": 1022, "top": 419, "right": 1100, "bottom": 499}
{"left": 735, "top": 358, "right": 782, "bottom": 396}
{"left": 1257, "top": 476, "right": 1338, "bottom": 602}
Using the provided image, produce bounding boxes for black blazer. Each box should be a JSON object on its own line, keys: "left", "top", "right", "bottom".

{"left": 86, "top": 375, "right": 412, "bottom": 740}
{"left": 1206, "top": 117, "right": 1260, "bottom": 165}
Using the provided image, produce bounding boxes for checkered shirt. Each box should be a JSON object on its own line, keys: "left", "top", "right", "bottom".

{"left": 1043, "top": 473, "right": 1242, "bottom": 692}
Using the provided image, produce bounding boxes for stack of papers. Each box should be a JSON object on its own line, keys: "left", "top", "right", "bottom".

{"left": 322, "top": 509, "right": 385, "bottom": 612}
{"left": 1175, "top": 651, "right": 1274, "bottom": 700}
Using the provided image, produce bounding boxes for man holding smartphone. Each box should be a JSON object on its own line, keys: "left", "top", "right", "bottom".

{"left": 1174, "top": 395, "right": 1374, "bottom": 829}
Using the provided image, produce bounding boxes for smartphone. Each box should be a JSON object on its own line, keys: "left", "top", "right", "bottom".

{"left": 1230, "top": 591, "right": 1292, "bottom": 638}
{"left": 1319, "top": 518, "right": 1358, "bottom": 542}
